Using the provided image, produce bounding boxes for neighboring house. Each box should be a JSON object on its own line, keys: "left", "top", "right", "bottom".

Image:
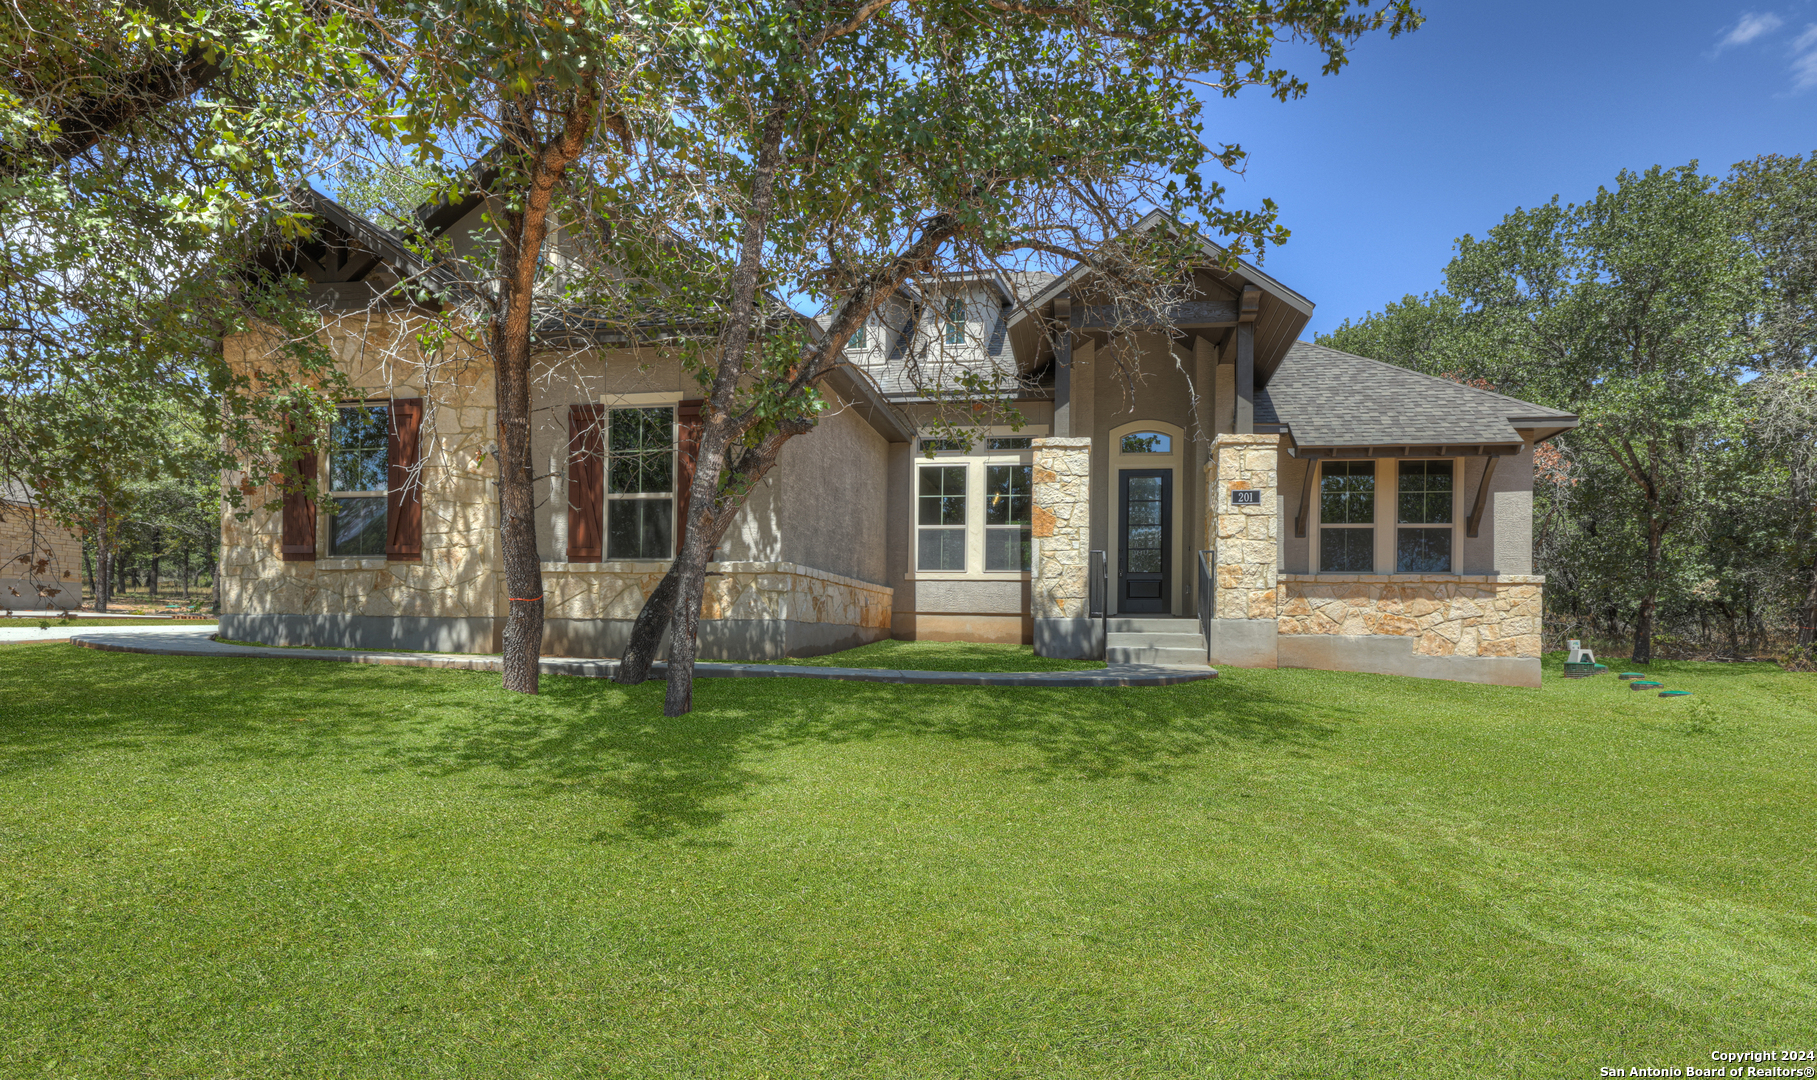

{"left": 0, "top": 484, "right": 82, "bottom": 611}
{"left": 221, "top": 196, "right": 1575, "bottom": 686}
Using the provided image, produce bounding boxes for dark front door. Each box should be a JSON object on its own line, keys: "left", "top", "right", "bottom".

{"left": 1118, "top": 469, "right": 1172, "bottom": 614}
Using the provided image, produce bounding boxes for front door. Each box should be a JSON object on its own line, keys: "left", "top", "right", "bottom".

{"left": 1118, "top": 469, "right": 1172, "bottom": 614}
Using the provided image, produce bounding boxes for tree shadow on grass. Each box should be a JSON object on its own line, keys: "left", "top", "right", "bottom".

{"left": 391, "top": 672, "right": 1352, "bottom": 840}
{"left": 0, "top": 646, "right": 1354, "bottom": 843}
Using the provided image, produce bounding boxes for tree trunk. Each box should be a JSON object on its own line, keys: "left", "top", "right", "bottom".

{"left": 1632, "top": 514, "right": 1663, "bottom": 664}
{"left": 149, "top": 526, "right": 160, "bottom": 598}
{"left": 181, "top": 538, "right": 191, "bottom": 599}
{"left": 1800, "top": 564, "right": 1817, "bottom": 648}
{"left": 491, "top": 90, "right": 599, "bottom": 694}
{"left": 82, "top": 538, "right": 95, "bottom": 606}
{"left": 660, "top": 109, "right": 794, "bottom": 717}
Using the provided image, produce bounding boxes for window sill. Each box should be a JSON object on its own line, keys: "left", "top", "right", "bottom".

{"left": 315, "top": 557, "right": 388, "bottom": 570}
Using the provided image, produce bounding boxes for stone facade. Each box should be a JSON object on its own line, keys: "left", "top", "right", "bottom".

{"left": 1205, "top": 433, "right": 1281, "bottom": 620}
{"left": 220, "top": 315, "right": 893, "bottom": 659}
{"left": 0, "top": 502, "right": 82, "bottom": 611}
{"left": 220, "top": 316, "right": 503, "bottom": 633}
{"left": 1031, "top": 437, "right": 1092, "bottom": 621}
{"left": 1277, "top": 574, "right": 1544, "bottom": 660}
{"left": 543, "top": 560, "right": 891, "bottom": 632}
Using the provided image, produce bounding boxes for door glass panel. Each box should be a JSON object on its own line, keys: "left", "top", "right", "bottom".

{"left": 1124, "top": 474, "right": 1164, "bottom": 574}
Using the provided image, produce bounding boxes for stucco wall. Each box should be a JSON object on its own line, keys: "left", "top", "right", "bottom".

{"left": 1279, "top": 444, "right": 1538, "bottom": 578}
{"left": 776, "top": 387, "right": 889, "bottom": 584}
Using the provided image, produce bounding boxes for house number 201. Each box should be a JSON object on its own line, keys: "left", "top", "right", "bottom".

{"left": 1229, "top": 490, "right": 1262, "bottom": 506}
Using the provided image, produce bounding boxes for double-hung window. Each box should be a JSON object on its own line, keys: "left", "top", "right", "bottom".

{"left": 984, "top": 463, "right": 1032, "bottom": 571}
{"left": 917, "top": 464, "right": 967, "bottom": 570}
{"left": 1397, "top": 460, "right": 1454, "bottom": 572}
{"left": 1319, "top": 460, "right": 1375, "bottom": 573}
{"left": 944, "top": 299, "right": 965, "bottom": 345}
{"left": 328, "top": 404, "right": 388, "bottom": 556}
{"left": 606, "top": 406, "right": 675, "bottom": 560}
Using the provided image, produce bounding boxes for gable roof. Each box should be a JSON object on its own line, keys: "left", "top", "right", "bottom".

{"left": 1007, "top": 209, "right": 1314, "bottom": 386}
{"left": 1257, "top": 342, "right": 1578, "bottom": 453}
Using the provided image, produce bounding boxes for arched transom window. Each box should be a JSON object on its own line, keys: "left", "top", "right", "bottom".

{"left": 1119, "top": 431, "right": 1172, "bottom": 454}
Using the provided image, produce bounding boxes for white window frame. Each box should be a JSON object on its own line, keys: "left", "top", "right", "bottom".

{"left": 907, "top": 427, "right": 1044, "bottom": 580}
{"left": 1310, "top": 458, "right": 1464, "bottom": 576}
{"left": 326, "top": 401, "right": 389, "bottom": 558}
{"left": 1394, "top": 458, "right": 1459, "bottom": 574}
{"left": 603, "top": 404, "right": 678, "bottom": 562}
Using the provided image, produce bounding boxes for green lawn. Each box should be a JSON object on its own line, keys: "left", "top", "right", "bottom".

{"left": 0, "top": 644, "right": 1811, "bottom": 1078}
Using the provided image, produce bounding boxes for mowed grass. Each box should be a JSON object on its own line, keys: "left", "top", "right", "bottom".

{"left": 0, "top": 645, "right": 1811, "bottom": 1079}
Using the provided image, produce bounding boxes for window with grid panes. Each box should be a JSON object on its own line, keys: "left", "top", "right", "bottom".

{"left": 1396, "top": 459, "right": 1454, "bottom": 572}
{"left": 328, "top": 404, "right": 388, "bottom": 556}
{"left": 916, "top": 465, "right": 966, "bottom": 570}
{"left": 944, "top": 299, "right": 965, "bottom": 345}
{"left": 1319, "top": 460, "right": 1375, "bottom": 572}
{"left": 605, "top": 407, "right": 675, "bottom": 559}
{"left": 984, "top": 464, "right": 1032, "bottom": 571}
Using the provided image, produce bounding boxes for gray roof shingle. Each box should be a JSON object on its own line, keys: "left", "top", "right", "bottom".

{"left": 1257, "top": 342, "right": 1576, "bottom": 449}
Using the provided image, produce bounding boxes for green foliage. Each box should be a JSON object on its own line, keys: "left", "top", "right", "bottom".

{"left": 1320, "top": 163, "right": 1796, "bottom": 658}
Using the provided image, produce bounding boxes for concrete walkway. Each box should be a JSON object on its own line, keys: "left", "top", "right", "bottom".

{"left": 0, "top": 621, "right": 217, "bottom": 644}
{"left": 66, "top": 629, "right": 1216, "bottom": 687}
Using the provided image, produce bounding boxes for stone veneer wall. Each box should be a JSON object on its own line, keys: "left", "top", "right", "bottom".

{"left": 0, "top": 503, "right": 82, "bottom": 610}
{"left": 219, "top": 317, "right": 502, "bottom": 647}
{"left": 1277, "top": 574, "right": 1543, "bottom": 659}
{"left": 220, "top": 318, "right": 892, "bottom": 659}
{"left": 1205, "top": 433, "right": 1281, "bottom": 620}
{"left": 540, "top": 560, "right": 892, "bottom": 658}
{"left": 1031, "top": 437, "right": 1098, "bottom": 658}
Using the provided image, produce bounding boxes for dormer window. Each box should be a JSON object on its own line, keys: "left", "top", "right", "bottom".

{"left": 1120, "top": 431, "right": 1171, "bottom": 454}
{"left": 851, "top": 323, "right": 866, "bottom": 350}
{"left": 944, "top": 299, "right": 965, "bottom": 345}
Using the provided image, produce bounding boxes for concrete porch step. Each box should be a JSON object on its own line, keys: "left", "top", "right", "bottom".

{"left": 1106, "top": 616, "right": 1201, "bottom": 634}
{"left": 1104, "top": 616, "right": 1209, "bottom": 668}
{"left": 1105, "top": 632, "right": 1207, "bottom": 650}
{"left": 1105, "top": 645, "right": 1211, "bottom": 668}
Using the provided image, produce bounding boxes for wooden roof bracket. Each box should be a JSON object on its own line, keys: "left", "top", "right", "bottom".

{"left": 1465, "top": 454, "right": 1502, "bottom": 538}
{"left": 1238, "top": 285, "right": 1261, "bottom": 323}
{"left": 1293, "top": 454, "right": 1319, "bottom": 538}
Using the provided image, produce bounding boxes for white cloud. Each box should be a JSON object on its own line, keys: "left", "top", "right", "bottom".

{"left": 1795, "top": 27, "right": 1817, "bottom": 88}
{"left": 1719, "top": 11, "right": 1785, "bottom": 48}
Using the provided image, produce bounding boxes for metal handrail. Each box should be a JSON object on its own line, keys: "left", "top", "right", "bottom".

{"left": 1088, "top": 549, "right": 1107, "bottom": 654}
{"left": 1090, "top": 549, "right": 1104, "bottom": 618}
{"left": 1198, "top": 548, "right": 1215, "bottom": 662}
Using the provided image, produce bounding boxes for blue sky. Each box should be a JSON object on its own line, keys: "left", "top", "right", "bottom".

{"left": 1201, "top": 0, "right": 1817, "bottom": 337}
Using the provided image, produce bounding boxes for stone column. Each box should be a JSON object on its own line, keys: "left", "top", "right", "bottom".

{"left": 1204, "top": 432, "right": 1280, "bottom": 667}
{"left": 1031, "top": 436, "right": 1100, "bottom": 658}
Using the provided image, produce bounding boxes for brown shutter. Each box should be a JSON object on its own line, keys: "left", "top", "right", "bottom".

{"left": 386, "top": 397, "right": 424, "bottom": 561}
{"left": 567, "top": 403, "right": 605, "bottom": 561}
{"left": 675, "top": 399, "right": 705, "bottom": 554}
{"left": 279, "top": 418, "right": 318, "bottom": 562}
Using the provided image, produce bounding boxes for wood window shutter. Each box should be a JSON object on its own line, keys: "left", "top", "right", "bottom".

{"left": 386, "top": 398, "right": 424, "bottom": 561}
{"left": 567, "top": 404, "right": 605, "bottom": 561}
{"left": 676, "top": 399, "right": 705, "bottom": 554}
{"left": 279, "top": 418, "right": 317, "bottom": 561}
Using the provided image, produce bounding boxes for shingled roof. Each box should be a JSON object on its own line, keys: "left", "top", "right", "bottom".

{"left": 1257, "top": 342, "right": 1577, "bottom": 453}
